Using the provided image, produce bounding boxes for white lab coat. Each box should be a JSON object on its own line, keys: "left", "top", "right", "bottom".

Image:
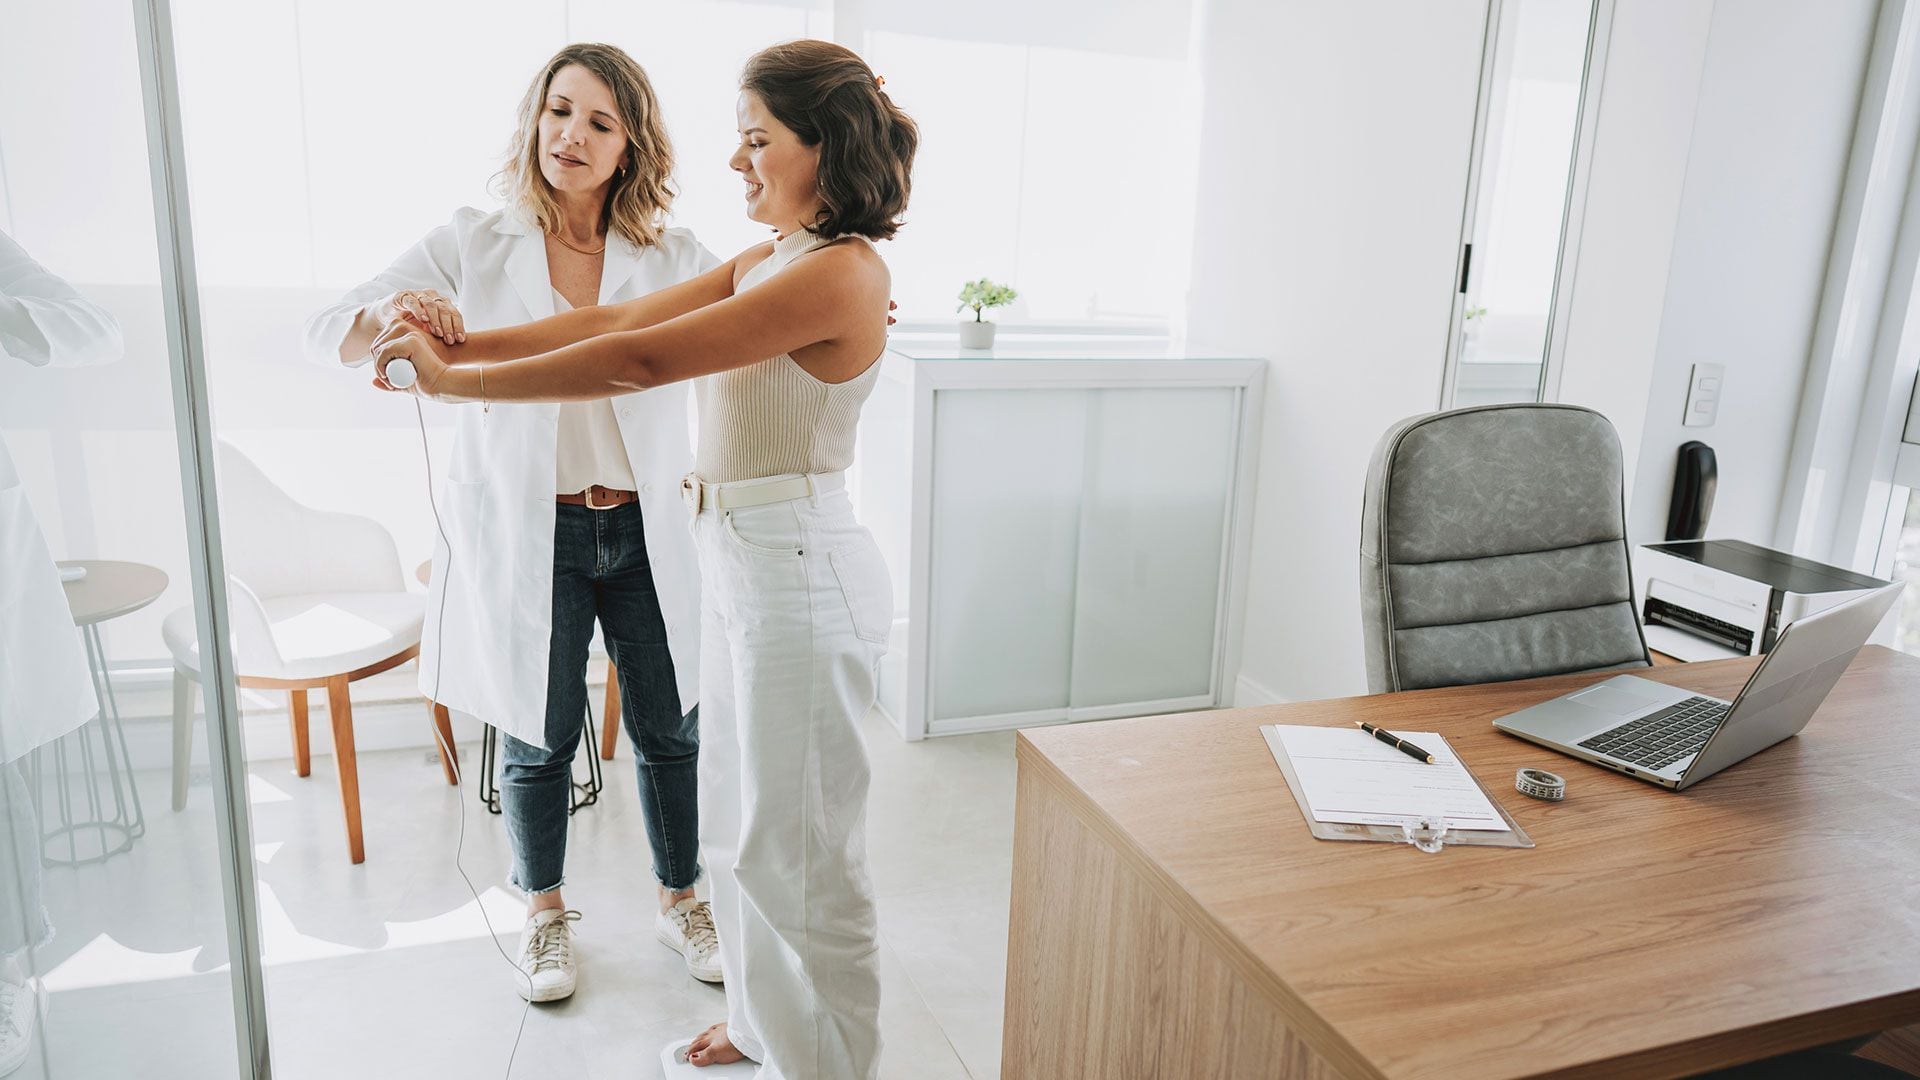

{"left": 0, "top": 231, "right": 123, "bottom": 764}
{"left": 304, "top": 207, "right": 713, "bottom": 749}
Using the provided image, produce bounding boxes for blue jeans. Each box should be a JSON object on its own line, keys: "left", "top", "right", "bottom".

{"left": 501, "top": 501, "right": 700, "bottom": 894}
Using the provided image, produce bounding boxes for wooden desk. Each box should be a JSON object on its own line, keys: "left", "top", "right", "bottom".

{"left": 1004, "top": 646, "right": 1920, "bottom": 1079}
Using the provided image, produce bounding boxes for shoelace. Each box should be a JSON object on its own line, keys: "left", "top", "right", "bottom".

{"left": 680, "top": 902, "right": 718, "bottom": 956}
{"left": 523, "top": 911, "right": 581, "bottom": 974}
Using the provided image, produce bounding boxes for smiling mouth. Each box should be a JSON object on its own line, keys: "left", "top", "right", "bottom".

{"left": 745, "top": 182, "right": 763, "bottom": 198}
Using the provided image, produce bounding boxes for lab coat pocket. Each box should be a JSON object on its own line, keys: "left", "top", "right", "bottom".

{"left": 436, "top": 479, "right": 494, "bottom": 599}
{"left": 829, "top": 543, "right": 893, "bottom": 646}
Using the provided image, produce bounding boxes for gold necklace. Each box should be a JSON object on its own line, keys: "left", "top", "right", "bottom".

{"left": 549, "top": 229, "right": 607, "bottom": 256}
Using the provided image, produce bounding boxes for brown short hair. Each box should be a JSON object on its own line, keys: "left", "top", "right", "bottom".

{"left": 741, "top": 40, "right": 918, "bottom": 241}
{"left": 498, "top": 44, "right": 676, "bottom": 247}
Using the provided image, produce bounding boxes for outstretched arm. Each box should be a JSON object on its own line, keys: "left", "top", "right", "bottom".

{"left": 376, "top": 242, "right": 888, "bottom": 403}
{"left": 455, "top": 254, "right": 746, "bottom": 364}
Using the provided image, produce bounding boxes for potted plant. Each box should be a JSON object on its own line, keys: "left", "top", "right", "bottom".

{"left": 956, "top": 278, "right": 1017, "bottom": 349}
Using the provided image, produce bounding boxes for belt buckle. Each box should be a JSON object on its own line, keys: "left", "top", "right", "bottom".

{"left": 585, "top": 485, "right": 618, "bottom": 511}
{"left": 680, "top": 476, "right": 702, "bottom": 515}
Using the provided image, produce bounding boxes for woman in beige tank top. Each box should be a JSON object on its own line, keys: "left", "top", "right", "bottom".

{"left": 373, "top": 40, "right": 917, "bottom": 1079}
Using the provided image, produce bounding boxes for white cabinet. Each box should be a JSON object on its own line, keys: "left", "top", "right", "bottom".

{"left": 854, "top": 337, "right": 1264, "bottom": 739}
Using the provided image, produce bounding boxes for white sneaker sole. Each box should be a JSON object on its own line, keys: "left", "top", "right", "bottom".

{"left": 515, "top": 972, "right": 576, "bottom": 1003}
{"left": 655, "top": 922, "right": 724, "bottom": 984}
{"left": 659, "top": 1039, "right": 756, "bottom": 1078}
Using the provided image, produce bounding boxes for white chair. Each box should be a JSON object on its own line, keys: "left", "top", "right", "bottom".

{"left": 164, "top": 441, "right": 456, "bottom": 863}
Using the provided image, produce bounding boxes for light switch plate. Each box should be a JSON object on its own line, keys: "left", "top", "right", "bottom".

{"left": 1684, "top": 362, "right": 1724, "bottom": 428}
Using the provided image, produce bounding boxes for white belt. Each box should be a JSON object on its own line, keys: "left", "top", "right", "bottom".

{"left": 681, "top": 471, "right": 845, "bottom": 515}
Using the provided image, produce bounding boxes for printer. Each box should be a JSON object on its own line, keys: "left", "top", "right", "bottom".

{"left": 1633, "top": 539, "right": 1893, "bottom": 661}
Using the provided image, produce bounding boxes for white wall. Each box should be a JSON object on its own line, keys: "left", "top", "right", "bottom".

{"left": 1616, "top": 0, "right": 1877, "bottom": 548}
{"left": 1208, "top": 0, "right": 1878, "bottom": 704}
{"left": 1184, "top": 0, "right": 1487, "bottom": 704}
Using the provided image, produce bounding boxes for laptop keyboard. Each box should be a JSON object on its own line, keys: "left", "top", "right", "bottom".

{"left": 1577, "top": 695, "right": 1729, "bottom": 771}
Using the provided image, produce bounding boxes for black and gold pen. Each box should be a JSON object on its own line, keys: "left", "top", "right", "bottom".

{"left": 1356, "top": 721, "right": 1436, "bottom": 764}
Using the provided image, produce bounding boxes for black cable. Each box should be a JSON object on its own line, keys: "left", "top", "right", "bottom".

{"left": 409, "top": 395, "right": 533, "bottom": 1077}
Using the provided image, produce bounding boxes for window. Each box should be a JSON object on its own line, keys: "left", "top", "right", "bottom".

{"left": 164, "top": 0, "right": 1199, "bottom": 327}
{"left": 1445, "top": 0, "right": 1602, "bottom": 407}
{"left": 862, "top": 26, "right": 1198, "bottom": 324}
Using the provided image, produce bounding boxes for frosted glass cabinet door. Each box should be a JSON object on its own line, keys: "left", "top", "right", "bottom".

{"left": 929, "top": 389, "right": 1087, "bottom": 722}
{"left": 1070, "top": 387, "right": 1238, "bottom": 709}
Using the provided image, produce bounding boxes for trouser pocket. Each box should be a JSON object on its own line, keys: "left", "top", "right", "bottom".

{"left": 829, "top": 542, "right": 893, "bottom": 646}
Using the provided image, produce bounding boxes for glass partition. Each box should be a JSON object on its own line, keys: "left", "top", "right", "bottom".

{"left": 0, "top": 0, "right": 262, "bottom": 1075}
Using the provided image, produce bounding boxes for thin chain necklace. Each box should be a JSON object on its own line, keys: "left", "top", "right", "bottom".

{"left": 549, "top": 229, "right": 606, "bottom": 256}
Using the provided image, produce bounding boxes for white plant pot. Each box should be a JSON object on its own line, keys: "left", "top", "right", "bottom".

{"left": 958, "top": 321, "right": 996, "bottom": 349}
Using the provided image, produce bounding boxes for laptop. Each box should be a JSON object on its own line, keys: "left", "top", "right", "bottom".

{"left": 1493, "top": 582, "right": 1905, "bottom": 790}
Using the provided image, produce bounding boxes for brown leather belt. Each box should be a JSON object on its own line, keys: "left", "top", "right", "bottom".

{"left": 557, "top": 485, "right": 639, "bottom": 510}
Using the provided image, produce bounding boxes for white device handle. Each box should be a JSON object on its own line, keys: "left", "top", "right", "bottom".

{"left": 385, "top": 356, "right": 418, "bottom": 389}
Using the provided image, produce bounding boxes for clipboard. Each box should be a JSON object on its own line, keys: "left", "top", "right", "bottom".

{"left": 1262, "top": 726, "right": 1535, "bottom": 848}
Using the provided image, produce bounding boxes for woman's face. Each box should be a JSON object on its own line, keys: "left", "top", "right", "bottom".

{"left": 538, "top": 64, "right": 630, "bottom": 201}
{"left": 730, "top": 91, "right": 822, "bottom": 235}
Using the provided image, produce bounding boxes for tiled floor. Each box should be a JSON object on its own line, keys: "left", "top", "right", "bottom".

{"left": 13, "top": 706, "right": 1016, "bottom": 1079}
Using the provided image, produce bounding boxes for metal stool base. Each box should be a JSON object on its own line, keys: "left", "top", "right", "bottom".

{"left": 32, "top": 625, "right": 147, "bottom": 868}
{"left": 475, "top": 706, "right": 604, "bottom": 816}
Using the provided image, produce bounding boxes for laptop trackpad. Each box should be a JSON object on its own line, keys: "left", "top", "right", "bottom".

{"left": 1569, "top": 681, "right": 1670, "bottom": 717}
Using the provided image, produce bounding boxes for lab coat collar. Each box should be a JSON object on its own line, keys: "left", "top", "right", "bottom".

{"left": 493, "top": 206, "right": 643, "bottom": 313}
{"left": 598, "top": 230, "right": 643, "bottom": 306}
{"left": 499, "top": 211, "right": 554, "bottom": 323}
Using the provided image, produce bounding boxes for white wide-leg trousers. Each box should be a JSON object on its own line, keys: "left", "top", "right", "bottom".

{"left": 694, "top": 481, "right": 893, "bottom": 1080}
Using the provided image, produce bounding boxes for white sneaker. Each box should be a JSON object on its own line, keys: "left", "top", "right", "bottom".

{"left": 514, "top": 909, "right": 581, "bottom": 1002}
{"left": 0, "top": 975, "right": 45, "bottom": 1078}
{"left": 655, "top": 898, "right": 723, "bottom": 983}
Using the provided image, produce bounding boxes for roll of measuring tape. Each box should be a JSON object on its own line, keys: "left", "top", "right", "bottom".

{"left": 1515, "top": 767, "right": 1566, "bottom": 801}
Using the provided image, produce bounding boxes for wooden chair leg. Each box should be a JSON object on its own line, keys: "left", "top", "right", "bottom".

{"left": 600, "top": 661, "right": 620, "bottom": 761}
{"left": 430, "top": 701, "right": 459, "bottom": 785}
{"left": 326, "top": 675, "right": 365, "bottom": 864}
{"left": 289, "top": 689, "right": 311, "bottom": 778}
{"left": 171, "top": 669, "right": 195, "bottom": 812}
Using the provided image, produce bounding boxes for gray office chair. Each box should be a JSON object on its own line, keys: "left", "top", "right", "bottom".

{"left": 1359, "top": 403, "right": 1651, "bottom": 693}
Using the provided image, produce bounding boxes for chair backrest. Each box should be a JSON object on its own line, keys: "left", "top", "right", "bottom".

{"left": 215, "top": 440, "right": 402, "bottom": 600}
{"left": 1359, "top": 403, "right": 1649, "bottom": 693}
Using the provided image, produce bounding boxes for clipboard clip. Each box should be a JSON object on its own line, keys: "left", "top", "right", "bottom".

{"left": 1400, "top": 811, "right": 1451, "bottom": 854}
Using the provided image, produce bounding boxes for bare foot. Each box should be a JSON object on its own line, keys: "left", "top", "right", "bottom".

{"left": 686, "top": 1021, "right": 746, "bottom": 1067}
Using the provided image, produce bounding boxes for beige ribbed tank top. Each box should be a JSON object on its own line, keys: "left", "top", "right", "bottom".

{"left": 693, "top": 229, "right": 884, "bottom": 484}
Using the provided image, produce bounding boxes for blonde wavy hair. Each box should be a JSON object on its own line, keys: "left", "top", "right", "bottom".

{"left": 496, "top": 43, "right": 675, "bottom": 247}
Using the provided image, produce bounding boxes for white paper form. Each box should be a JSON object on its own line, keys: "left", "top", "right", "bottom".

{"left": 1264, "top": 725, "right": 1510, "bottom": 831}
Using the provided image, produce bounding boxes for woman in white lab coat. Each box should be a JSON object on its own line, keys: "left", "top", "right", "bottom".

{"left": 0, "top": 227, "right": 123, "bottom": 1074}
{"left": 373, "top": 40, "right": 916, "bottom": 1080}
{"left": 303, "top": 44, "right": 722, "bottom": 1002}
